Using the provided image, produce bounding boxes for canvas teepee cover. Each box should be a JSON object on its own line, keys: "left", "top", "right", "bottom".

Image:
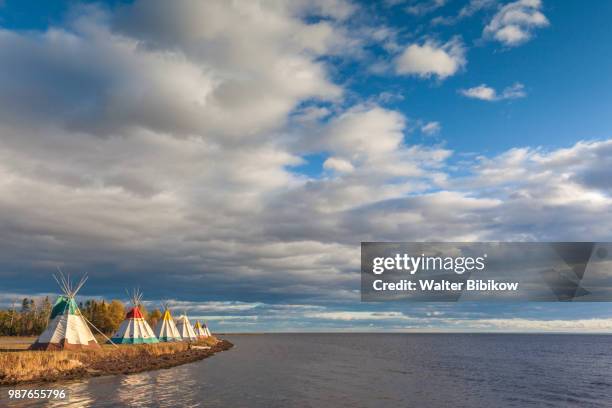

{"left": 193, "top": 321, "right": 209, "bottom": 338}
{"left": 110, "top": 290, "right": 159, "bottom": 344}
{"left": 203, "top": 322, "right": 212, "bottom": 337}
{"left": 154, "top": 303, "right": 181, "bottom": 342}
{"left": 30, "top": 272, "right": 100, "bottom": 350}
{"left": 203, "top": 321, "right": 212, "bottom": 337}
{"left": 176, "top": 314, "right": 197, "bottom": 341}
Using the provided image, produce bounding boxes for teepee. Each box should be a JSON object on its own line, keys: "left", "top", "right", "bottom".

{"left": 204, "top": 322, "right": 212, "bottom": 337}
{"left": 176, "top": 313, "right": 197, "bottom": 341}
{"left": 110, "top": 289, "right": 159, "bottom": 344}
{"left": 30, "top": 271, "right": 100, "bottom": 350}
{"left": 193, "top": 321, "right": 209, "bottom": 338}
{"left": 154, "top": 302, "right": 181, "bottom": 342}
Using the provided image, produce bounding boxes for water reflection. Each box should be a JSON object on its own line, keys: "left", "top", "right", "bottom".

{"left": 151, "top": 366, "right": 199, "bottom": 408}
{"left": 117, "top": 372, "right": 155, "bottom": 407}
{"left": 48, "top": 381, "right": 95, "bottom": 408}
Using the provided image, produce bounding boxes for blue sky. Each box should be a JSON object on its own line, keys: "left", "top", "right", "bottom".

{"left": 1, "top": 0, "right": 612, "bottom": 332}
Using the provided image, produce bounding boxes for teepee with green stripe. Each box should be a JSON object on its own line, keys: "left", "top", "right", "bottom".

{"left": 110, "top": 289, "right": 159, "bottom": 344}
{"left": 30, "top": 271, "right": 100, "bottom": 350}
{"left": 154, "top": 302, "right": 181, "bottom": 342}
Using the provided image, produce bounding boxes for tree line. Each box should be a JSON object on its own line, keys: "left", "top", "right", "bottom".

{"left": 0, "top": 297, "right": 162, "bottom": 336}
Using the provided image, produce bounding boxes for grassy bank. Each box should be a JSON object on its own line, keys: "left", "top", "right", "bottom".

{"left": 0, "top": 336, "right": 232, "bottom": 385}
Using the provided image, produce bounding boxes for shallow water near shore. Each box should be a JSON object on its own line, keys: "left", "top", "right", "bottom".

{"left": 2, "top": 333, "right": 612, "bottom": 407}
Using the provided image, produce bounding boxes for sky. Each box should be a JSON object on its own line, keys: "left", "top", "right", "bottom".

{"left": 1, "top": 0, "right": 612, "bottom": 332}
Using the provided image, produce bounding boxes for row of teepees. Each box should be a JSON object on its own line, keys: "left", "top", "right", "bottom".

{"left": 30, "top": 272, "right": 212, "bottom": 350}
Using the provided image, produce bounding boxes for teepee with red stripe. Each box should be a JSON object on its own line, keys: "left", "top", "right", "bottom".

{"left": 110, "top": 289, "right": 159, "bottom": 344}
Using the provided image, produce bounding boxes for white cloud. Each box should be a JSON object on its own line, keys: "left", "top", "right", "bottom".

{"left": 323, "top": 157, "right": 355, "bottom": 173}
{"left": 421, "top": 121, "right": 441, "bottom": 135}
{"left": 317, "top": 105, "right": 406, "bottom": 158}
{"left": 432, "top": 0, "right": 496, "bottom": 25}
{"left": 0, "top": 1, "right": 346, "bottom": 142}
{"left": 395, "top": 37, "right": 466, "bottom": 79}
{"left": 301, "top": 311, "right": 612, "bottom": 333}
{"left": 160, "top": 300, "right": 264, "bottom": 313}
{"left": 405, "top": 0, "right": 447, "bottom": 16}
{"left": 500, "top": 82, "right": 527, "bottom": 99}
{"left": 460, "top": 82, "right": 526, "bottom": 101}
{"left": 484, "top": 0, "right": 549, "bottom": 46}
{"left": 292, "top": 0, "right": 357, "bottom": 21}
{"left": 447, "top": 318, "right": 612, "bottom": 333}
{"left": 305, "top": 311, "right": 411, "bottom": 321}
{"left": 458, "top": 0, "right": 497, "bottom": 18}
{"left": 460, "top": 84, "right": 497, "bottom": 100}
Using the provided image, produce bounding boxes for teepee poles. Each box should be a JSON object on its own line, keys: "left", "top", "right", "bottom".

{"left": 53, "top": 267, "right": 89, "bottom": 299}
{"left": 126, "top": 288, "right": 144, "bottom": 308}
{"left": 31, "top": 268, "right": 101, "bottom": 350}
{"left": 81, "top": 313, "right": 119, "bottom": 349}
{"left": 55, "top": 268, "right": 111, "bottom": 346}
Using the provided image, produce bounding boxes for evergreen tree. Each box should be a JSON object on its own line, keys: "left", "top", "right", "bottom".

{"left": 21, "top": 298, "right": 31, "bottom": 313}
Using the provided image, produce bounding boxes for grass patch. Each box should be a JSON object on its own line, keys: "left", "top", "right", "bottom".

{"left": 0, "top": 336, "right": 220, "bottom": 384}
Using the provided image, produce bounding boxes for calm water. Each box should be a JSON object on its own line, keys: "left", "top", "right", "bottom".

{"left": 2, "top": 333, "right": 612, "bottom": 407}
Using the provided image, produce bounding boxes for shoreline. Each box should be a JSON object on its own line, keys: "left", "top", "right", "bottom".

{"left": 0, "top": 338, "right": 233, "bottom": 386}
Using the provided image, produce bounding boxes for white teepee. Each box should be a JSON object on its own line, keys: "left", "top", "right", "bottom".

{"left": 204, "top": 322, "right": 212, "bottom": 337}
{"left": 193, "top": 320, "right": 209, "bottom": 338}
{"left": 176, "top": 313, "right": 197, "bottom": 341}
{"left": 30, "top": 271, "right": 100, "bottom": 350}
{"left": 110, "top": 289, "right": 159, "bottom": 344}
{"left": 154, "top": 302, "right": 182, "bottom": 342}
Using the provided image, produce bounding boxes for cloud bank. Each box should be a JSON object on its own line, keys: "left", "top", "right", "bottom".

{"left": 0, "top": 0, "right": 610, "bottom": 332}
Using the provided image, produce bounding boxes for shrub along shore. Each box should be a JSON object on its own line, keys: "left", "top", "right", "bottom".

{"left": 0, "top": 336, "right": 233, "bottom": 386}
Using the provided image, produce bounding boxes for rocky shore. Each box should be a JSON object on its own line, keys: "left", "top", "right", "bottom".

{"left": 0, "top": 338, "right": 233, "bottom": 386}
